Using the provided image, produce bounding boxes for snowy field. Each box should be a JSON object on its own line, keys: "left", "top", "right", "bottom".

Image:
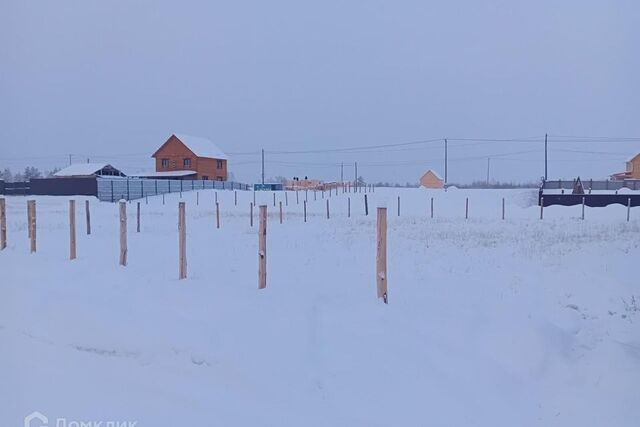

{"left": 1, "top": 188, "right": 639, "bottom": 426}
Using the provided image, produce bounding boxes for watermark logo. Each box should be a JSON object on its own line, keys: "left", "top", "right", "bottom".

{"left": 24, "top": 412, "right": 48, "bottom": 427}
{"left": 24, "top": 411, "right": 137, "bottom": 427}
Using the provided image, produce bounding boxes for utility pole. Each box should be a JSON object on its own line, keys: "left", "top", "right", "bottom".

{"left": 544, "top": 133, "right": 548, "bottom": 181}
{"left": 486, "top": 157, "right": 491, "bottom": 186}
{"left": 261, "top": 149, "right": 265, "bottom": 185}
{"left": 354, "top": 162, "right": 358, "bottom": 187}
{"left": 444, "top": 139, "right": 448, "bottom": 184}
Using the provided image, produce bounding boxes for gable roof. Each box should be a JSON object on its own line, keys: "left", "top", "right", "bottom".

{"left": 54, "top": 163, "right": 123, "bottom": 177}
{"left": 629, "top": 153, "right": 640, "bottom": 162}
{"left": 421, "top": 169, "right": 443, "bottom": 180}
{"left": 153, "top": 133, "right": 229, "bottom": 160}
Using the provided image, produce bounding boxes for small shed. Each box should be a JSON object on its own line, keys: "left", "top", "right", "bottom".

{"left": 420, "top": 170, "right": 444, "bottom": 189}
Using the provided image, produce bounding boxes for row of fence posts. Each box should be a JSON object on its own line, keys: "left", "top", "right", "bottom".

{"left": 0, "top": 194, "right": 635, "bottom": 268}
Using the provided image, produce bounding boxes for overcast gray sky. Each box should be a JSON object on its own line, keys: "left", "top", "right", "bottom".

{"left": 1, "top": 0, "right": 639, "bottom": 184}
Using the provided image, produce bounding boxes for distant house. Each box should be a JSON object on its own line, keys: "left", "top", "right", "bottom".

{"left": 152, "top": 134, "right": 229, "bottom": 181}
{"left": 420, "top": 170, "right": 444, "bottom": 189}
{"left": 54, "top": 163, "right": 125, "bottom": 178}
{"left": 611, "top": 153, "right": 640, "bottom": 180}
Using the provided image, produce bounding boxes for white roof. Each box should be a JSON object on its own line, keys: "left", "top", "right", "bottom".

{"left": 423, "top": 169, "right": 443, "bottom": 180}
{"left": 174, "top": 134, "right": 229, "bottom": 160}
{"left": 128, "top": 170, "right": 197, "bottom": 178}
{"left": 54, "top": 163, "right": 115, "bottom": 177}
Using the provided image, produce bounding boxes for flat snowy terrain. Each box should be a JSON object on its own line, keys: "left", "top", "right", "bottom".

{"left": 1, "top": 188, "right": 638, "bottom": 426}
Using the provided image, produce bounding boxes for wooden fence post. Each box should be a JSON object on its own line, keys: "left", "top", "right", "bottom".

{"left": 465, "top": 198, "right": 469, "bottom": 219}
{"left": 250, "top": 202, "right": 254, "bottom": 227}
{"left": 279, "top": 201, "right": 283, "bottom": 224}
{"left": 314, "top": 190, "right": 317, "bottom": 201}
{"left": 377, "top": 207, "right": 388, "bottom": 304}
{"left": 85, "top": 200, "right": 91, "bottom": 235}
{"left": 27, "top": 201, "right": 32, "bottom": 239}
{"left": 430, "top": 197, "right": 434, "bottom": 218}
{"left": 28, "top": 200, "right": 36, "bottom": 253}
{"left": 296, "top": 190, "right": 299, "bottom": 205}
{"left": 235, "top": 190, "right": 238, "bottom": 206}
{"left": 119, "top": 201, "right": 127, "bottom": 266}
{"left": 215, "top": 191, "right": 218, "bottom": 204}
{"left": 285, "top": 191, "right": 288, "bottom": 206}
{"left": 197, "top": 191, "right": 199, "bottom": 206}
{"left": 273, "top": 192, "right": 276, "bottom": 207}
{"left": 397, "top": 196, "right": 400, "bottom": 216}
{"left": 581, "top": 197, "right": 585, "bottom": 220}
{"left": 348, "top": 197, "right": 351, "bottom": 218}
{"left": 322, "top": 190, "right": 324, "bottom": 199}
{"left": 162, "top": 193, "right": 165, "bottom": 205}
{"left": 258, "top": 205, "right": 267, "bottom": 289}
{"left": 540, "top": 197, "right": 544, "bottom": 220}
{"left": 216, "top": 201, "right": 220, "bottom": 229}
{"left": 69, "top": 200, "right": 76, "bottom": 260}
{"left": 136, "top": 202, "right": 141, "bottom": 232}
{"left": 326, "top": 199, "right": 330, "bottom": 219}
{"left": 179, "top": 202, "right": 187, "bottom": 279}
{"left": 0, "top": 198, "right": 6, "bottom": 250}
{"left": 304, "top": 200, "right": 307, "bottom": 223}
{"left": 364, "top": 194, "right": 368, "bottom": 216}
{"left": 502, "top": 198, "right": 505, "bottom": 220}
{"left": 628, "top": 198, "right": 631, "bottom": 222}
{"left": 253, "top": 190, "right": 256, "bottom": 205}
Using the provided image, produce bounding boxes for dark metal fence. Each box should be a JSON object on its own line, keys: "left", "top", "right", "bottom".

{"left": 542, "top": 179, "right": 639, "bottom": 191}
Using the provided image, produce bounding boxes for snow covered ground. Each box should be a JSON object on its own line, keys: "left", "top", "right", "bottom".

{"left": 1, "top": 188, "right": 638, "bottom": 426}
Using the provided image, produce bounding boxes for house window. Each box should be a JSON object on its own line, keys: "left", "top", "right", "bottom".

{"left": 202, "top": 175, "right": 209, "bottom": 180}
{"left": 161, "top": 158, "right": 169, "bottom": 168}
{"left": 183, "top": 158, "right": 192, "bottom": 168}
{"left": 217, "top": 176, "right": 224, "bottom": 181}
{"left": 217, "top": 160, "right": 224, "bottom": 169}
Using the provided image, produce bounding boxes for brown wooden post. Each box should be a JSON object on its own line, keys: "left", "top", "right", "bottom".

{"left": 69, "top": 200, "right": 76, "bottom": 260}
{"left": 216, "top": 201, "right": 220, "bottom": 229}
{"left": 304, "top": 200, "right": 307, "bottom": 222}
{"left": 465, "top": 198, "right": 469, "bottom": 219}
{"left": 540, "top": 197, "right": 544, "bottom": 220}
{"left": 27, "top": 201, "right": 32, "bottom": 239}
{"left": 0, "top": 198, "right": 6, "bottom": 250}
{"left": 178, "top": 202, "right": 187, "bottom": 279}
{"left": 258, "top": 205, "right": 267, "bottom": 289}
{"left": 326, "top": 199, "right": 330, "bottom": 219}
{"left": 85, "top": 200, "right": 91, "bottom": 235}
{"left": 627, "top": 198, "right": 631, "bottom": 222}
{"left": 28, "top": 200, "right": 36, "bottom": 253}
{"left": 136, "top": 202, "right": 141, "bottom": 232}
{"left": 119, "top": 201, "right": 127, "bottom": 266}
{"left": 502, "top": 198, "right": 505, "bottom": 220}
{"left": 279, "top": 201, "right": 283, "bottom": 224}
{"left": 376, "top": 207, "right": 388, "bottom": 304}
{"left": 250, "top": 202, "right": 254, "bottom": 227}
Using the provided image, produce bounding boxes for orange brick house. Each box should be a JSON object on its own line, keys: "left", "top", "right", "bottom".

{"left": 420, "top": 169, "right": 444, "bottom": 189}
{"left": 152, "top": 134, "right": 229, "bottom": 180}
{"left": 611, "top": 153, "right": 640, "bottom": 180}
